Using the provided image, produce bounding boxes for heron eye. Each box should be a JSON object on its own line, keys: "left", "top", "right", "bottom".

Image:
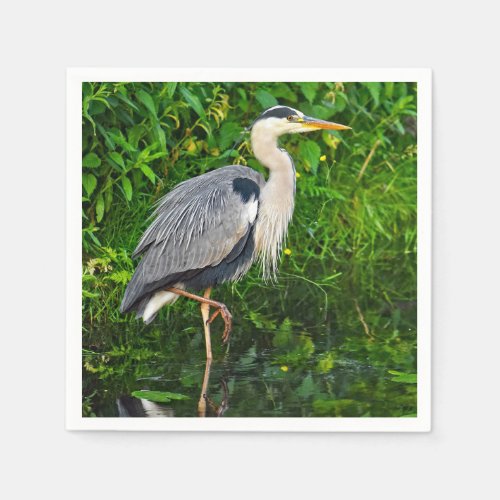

{"left": 287, "top": 115, "right": 295, "bottom": 122}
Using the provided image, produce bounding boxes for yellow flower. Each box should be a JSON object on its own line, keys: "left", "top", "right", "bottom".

{"left": 295, "top": 171, "right": 301, "bottom": 178}
{"left": 320, "top": 155, "right": 327, "bottom": 161}
{"left": 280, "top": 366, "right": 289, "bottom": 372}
{"left": 284, "top": 248, "right": 292, "bottom": 256}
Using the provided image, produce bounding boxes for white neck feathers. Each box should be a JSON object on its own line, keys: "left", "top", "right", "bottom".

{"left": 251, "top": 121, "right": 296, "bottom": 280}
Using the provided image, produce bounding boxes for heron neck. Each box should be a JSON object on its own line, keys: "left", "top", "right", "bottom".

{"left": 251, "top": 125, "right": 296, "bottom": 279}
{"left": 250, "top": 126, "right": 296, "bottom": 191}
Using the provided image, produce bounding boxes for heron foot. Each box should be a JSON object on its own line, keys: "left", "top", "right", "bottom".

{"left": 206, "top": 304, "right": 232, "bottom": 343}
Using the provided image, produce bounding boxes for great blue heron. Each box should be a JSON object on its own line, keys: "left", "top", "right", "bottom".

{"left": 120, "top": 105, "right": 350, "bottom": 359}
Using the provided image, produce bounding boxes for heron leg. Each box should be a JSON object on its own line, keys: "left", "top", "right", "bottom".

{"left": 200, "top": 288, "right": 212, "bottom": 361}
{"left": 166, "top": 287, "right": 233, "bottom": 346}
{"left": 197, "top": 360, "right": 229, "bottom": 417}
{"left": 206, "top": 377, "right": 229, "bottom": 417}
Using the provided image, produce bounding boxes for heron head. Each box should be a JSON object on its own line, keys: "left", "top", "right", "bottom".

{"left": 252, "top": 105, "right": 351, "bottom": 137}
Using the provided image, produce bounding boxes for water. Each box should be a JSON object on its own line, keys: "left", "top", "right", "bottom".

{"left": 83, "top": 284, "right": 417, "bottom": 418}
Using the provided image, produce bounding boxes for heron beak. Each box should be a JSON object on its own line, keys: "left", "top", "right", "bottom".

{"left": 300, "top": 116, "right": 351, "bottom": 131}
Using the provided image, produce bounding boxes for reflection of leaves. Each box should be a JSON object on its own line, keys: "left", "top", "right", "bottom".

{"left": 388, "top": 370, "right": 417, "bottom": 384}
{"left": 274, "top": 340, "right": 314, "bottom": 366}
{"left": 312, "top": 399, "right": 364, "bottom": 417}
{"left": 274, "top": 320, "right": 313, "bottom": 358}
{"left": 316, "top": 351, "right": 335, "bottom": 373}
{"left": 238, "top": 346, "right": 257, "bottom": 367}
{"left": 263, "top": 365, "right": 288, "bottom": 380}
{"left": 131, "top": 390, "right": 190, "bottom": 403}
{"left": 272, "top": 319, "right": 314, "bottom": 366}
{"left": 272, "top": 318, "right": 294, "bottom": 348}
{"left": 297, "top": 374, "right": 316, "bottom": 398}
{"left": 178, "top": 370, "right": 199, "bottom": 388}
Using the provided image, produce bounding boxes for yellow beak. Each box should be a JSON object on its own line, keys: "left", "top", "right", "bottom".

{"left": 301, "top": 116, "right": 351, "bottom": 131}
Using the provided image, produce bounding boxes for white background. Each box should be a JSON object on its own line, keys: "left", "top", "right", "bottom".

{"left": 1, "top": 0, "right": 499, "bottom": 498}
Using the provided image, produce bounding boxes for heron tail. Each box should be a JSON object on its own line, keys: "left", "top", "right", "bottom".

{"left": 128, "top": 289, "right": 181, "bottom": 324}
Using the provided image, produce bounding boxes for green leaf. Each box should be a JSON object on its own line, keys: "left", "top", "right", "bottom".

{"left": 96, "top": 194, "right": 104, "bottom": 222}
{"left": 96, "top": 122, "right": 116, "bottom": 150}
{"left": 363, "top": 82, "right": 382, "bottom": 107}
{"left": 131, "top": 390, "right": 190, "bottom": 403}
{"left": 136, "top": 89, "right": 157, "bottom": 116}
{"left": 393, "top": 95, "right": 414, "bottom": 112}
{"left": 298, "top": 82, "right": 319, "bottom": 104}
{"left": 82, "top": 173, "right": 97, "bottom": 196}
{"left": 115, "top": 91, "right": 139, "bottom": 111}
{"left": 82, "top": 152, "right": 101, "bottom": 168}
{"left": 146, "top": 151, "right": 168, "bottom": 161}
{"left": 155, "top": 122, "right": 167, "bottom": 152}
{"left": 161, "top": 391, "right": 191, "bottom": 400}
{"left": 385, "top": 82, "right": 394, "bottom": 99}
{"left": 108, "top": 152, "right": 125, "bottom": 169}
{"left": 180, "top": 87, "right": 206, "bottom": 120}
{"left": 255, "top": 90, "right": 278, "bottom": 109}
{"left": 104, "top": 182, "right": 113, "bottom": 211}
{"left": 127, "top": 124, "right": 147, "bottom": 149}
{"left": 332, "top": 92, "right": 347, "bottom": 113}
{"left": 166, "top": 82, "right": 177, "bottom": 98}
{"left": 121, "top": 176, "right": 133, "bottom": 201}
{"left": 237, "top": 89, "right": 249, "bottom": 112}
{"left": 109, "top": 270, "right": 132, "bottom": 284}
{"left": 88, "top": 100, "right": 107, "bottom": 116}
{"left": 107, "top": 130, "right": 135, "bottom": 153}
{"left": 218, "top": 122, "right": 242, "bottom": 150}
{"left": 273, "top": 83, "right": 298, "bottom": 102}
{"left": 140, "top": 164, "right": 156, "bottom": 184}
{"left": 299, "top": 140, "right": 322, "bottom": 174}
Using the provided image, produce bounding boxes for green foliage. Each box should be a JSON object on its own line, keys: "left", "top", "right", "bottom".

{"left": 82, "top": 81, "right": 417, "bottom": 325}
{"left": 81, "top": 81, "right": 418, "bottom": 418}
{"left": 82, "top": 246, "right": 133, "bottom": 323}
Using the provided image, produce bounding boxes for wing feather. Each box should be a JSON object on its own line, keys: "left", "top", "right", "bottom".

{"left": 120, "top": 165, "right": 264, "bottom": 313}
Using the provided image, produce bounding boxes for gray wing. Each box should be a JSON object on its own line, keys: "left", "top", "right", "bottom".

{"left": 120, "top": 165, "right": 265, "bottom": 312}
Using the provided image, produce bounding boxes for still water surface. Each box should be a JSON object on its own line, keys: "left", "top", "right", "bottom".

{"left": 83, "top": 288, "right": 417, "bottom": 418}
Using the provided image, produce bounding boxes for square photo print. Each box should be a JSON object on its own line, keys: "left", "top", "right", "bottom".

{"left": 67, "top": 69, "right": 431, "bottom": 431}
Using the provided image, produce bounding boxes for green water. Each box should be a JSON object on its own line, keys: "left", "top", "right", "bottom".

{"left": 83, "top": 279, "right": 417, "bottom": 418}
